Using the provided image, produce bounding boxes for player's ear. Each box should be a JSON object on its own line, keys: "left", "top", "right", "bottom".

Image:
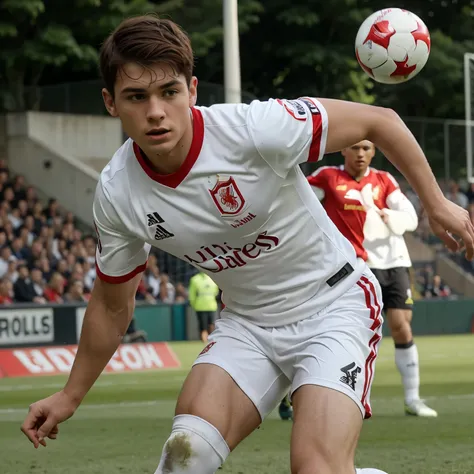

{"left": 188, "top": 76, "right": 198, "bottom": 107}
{"left": 102, "top": 88, "right": 118, "bottom": 117}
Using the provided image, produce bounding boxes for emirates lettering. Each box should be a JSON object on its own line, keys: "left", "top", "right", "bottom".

{"left": 184, "top": 231, "right": 279, "bottom": 273}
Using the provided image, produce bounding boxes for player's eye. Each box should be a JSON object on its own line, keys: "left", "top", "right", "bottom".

{"left": 128, "top": 93, "right": 146, "bottom": 101}
{"left": 163, "top": 89, "right": 178, "bottom": 98}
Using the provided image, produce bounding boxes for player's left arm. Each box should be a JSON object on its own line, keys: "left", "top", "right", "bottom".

{"left": 319, "top": 98, "right": 474, "bottom": 257}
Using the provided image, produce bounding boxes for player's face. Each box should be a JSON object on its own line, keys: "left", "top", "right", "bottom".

{"left": 342, "top": 140, "right": 375, "bottom": 174}
{"left": 102, "top": 62, "right": 197, "bottom": 161}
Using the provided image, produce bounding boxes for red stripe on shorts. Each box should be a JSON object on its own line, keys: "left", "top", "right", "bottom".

{"left": 356, "top": 277, "right": 382, "bottom": 418}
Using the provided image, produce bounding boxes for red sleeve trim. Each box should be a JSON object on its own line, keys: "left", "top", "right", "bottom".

{"left": 307, "top": 112, "right": 323, "bottom": 162}
{"left": 96, "top": 261, "right": 147, "bottom": 284}
{"left": 297, "top": 97, "right": 324, "bottom": 162}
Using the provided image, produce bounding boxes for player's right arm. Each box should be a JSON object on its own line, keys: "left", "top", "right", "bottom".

{"left": 21, "top": 180, "right": 149, "bottom": 448}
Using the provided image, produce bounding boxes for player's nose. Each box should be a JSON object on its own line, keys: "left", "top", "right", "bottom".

{"left": 146, "top": 96, "right": 166, "bottom": 121}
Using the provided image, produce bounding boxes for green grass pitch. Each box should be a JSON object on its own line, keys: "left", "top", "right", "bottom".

{"left": 1, "top": 334, "right": 473, "bottom": 473}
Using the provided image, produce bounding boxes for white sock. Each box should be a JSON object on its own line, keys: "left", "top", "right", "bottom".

{"left": 395, "top": 342, "right": 420, "bottom": 404}
{"left": 356, "top": 469, "right": 389, "bottom": 473}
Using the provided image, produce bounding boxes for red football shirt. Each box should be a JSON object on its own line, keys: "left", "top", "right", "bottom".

{"left": 307, "top": 166, "right": 398, "bottom": 261}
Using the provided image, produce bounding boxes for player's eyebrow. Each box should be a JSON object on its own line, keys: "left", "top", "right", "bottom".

{"left": 120, "top": 80, "right": 182, "bottom": 95}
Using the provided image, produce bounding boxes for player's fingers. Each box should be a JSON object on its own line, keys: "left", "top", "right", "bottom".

{"left": 21, "top": 410, "right": 42, "bottom": 448}
{"left": 37, "top": 416, "right": 58, "bottom": 445}
{"left": 47, "top": 425, "right": 59, "bottom": 439}
{"left": 437, "top": 230, "right": 459, "bottom": 252}
{"left": 461, "top": 223, "right": 474, "bottom": 260}
{"left": 20, "top": 425, "right": 40, "bottom": 449}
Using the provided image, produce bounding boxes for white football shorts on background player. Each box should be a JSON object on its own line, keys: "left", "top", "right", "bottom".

{"left": 194, "top": 269, "right": 383, "bottom": 419}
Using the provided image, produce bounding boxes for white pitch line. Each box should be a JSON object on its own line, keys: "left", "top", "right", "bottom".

{"left": 1, "top": 393, "right": 474, "bottom": 416}
{"left": 0, "top": 375, "right": 186, "bottom": 392}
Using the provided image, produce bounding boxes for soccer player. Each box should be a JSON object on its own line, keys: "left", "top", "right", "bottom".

{"left": 188, "top": 271, "right": 220, "bottom": 343}
{"left": 21, "top": 15, "right": 473, "bottom": 474}
{"left": 307, "top": 140, "right": 437, "bottom": 417}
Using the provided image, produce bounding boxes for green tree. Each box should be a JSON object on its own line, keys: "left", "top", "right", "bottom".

{"left": 0, "top": 0, "right": 263, "bottom": 111}
{"left": 0, "top": 0, "right": 179, "bottom": 111}
{"left": 237, "top": 0, "right": 474, "bottom": 120}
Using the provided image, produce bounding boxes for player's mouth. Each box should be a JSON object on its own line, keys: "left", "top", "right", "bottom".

{"left": 146, "top": 128, "right": 171, "bottom": 141}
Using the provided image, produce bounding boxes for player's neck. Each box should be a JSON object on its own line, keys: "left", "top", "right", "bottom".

{"left": 345, "top": 167, "right": 367, "bottom": 182}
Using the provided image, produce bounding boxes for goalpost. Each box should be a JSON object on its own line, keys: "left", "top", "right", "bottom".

{"left": 464, "top": 53, "right": 474, "bottom": 183}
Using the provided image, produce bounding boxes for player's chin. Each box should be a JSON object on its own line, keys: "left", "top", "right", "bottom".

{"left": 145, "top": 140, "right": 176, "bottom": 157}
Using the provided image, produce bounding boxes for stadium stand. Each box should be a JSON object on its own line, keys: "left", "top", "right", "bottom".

{"left": 0, "top": 159, "right": 194, "bottom": 305}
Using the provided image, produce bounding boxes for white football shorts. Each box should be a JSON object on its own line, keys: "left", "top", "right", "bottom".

{"left": 193, "top": 269, "right": 383, "bottom": 420}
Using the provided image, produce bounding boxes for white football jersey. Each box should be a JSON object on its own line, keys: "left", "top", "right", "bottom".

{"left": 93, "top": 98, "right": 365, "bottom": 326}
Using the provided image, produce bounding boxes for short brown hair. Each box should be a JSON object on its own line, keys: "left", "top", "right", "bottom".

{"left": 99, "top": 15, "right": 194, "bottom": 97}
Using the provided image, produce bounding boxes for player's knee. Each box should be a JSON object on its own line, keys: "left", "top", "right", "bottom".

{"left": 155, "top": 415, "right": 229, "bottom": 474}
{"left": 389, "top": 317, "right": 412, "bottom": 342}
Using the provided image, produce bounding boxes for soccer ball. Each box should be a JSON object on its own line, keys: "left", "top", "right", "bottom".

{"left": 355, "top": 8, "right": 431, "bottom": 84}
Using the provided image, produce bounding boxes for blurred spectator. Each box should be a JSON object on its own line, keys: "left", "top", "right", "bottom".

{"left": 43, "top": 272, "right": 65, "bottom": 303}
{"left": 175, "top": 282, "right": 188, "bottom": 303}
{"left": 64, "top": 280, "right": 89, "bottom": 303}
{"left": 82, "top": 235, "right": 96, "bottom": 265}
{"left": 31, "top": 268, "right": 45, "bottom": 298}
{"left": 423, "top": 274, "right": 451, "bottom": 299}
{"left": 38, "top": 257, "right": 53, "bottom": 281}
{"left": 146, "top": 263, "right": 161, "bottom": 299}
{"left": 5, "top": 259, "right": 19, "bottom": 283}
{"left": 44, "top": 198, "right": 60, "bottom": 223}
{"left": 0, "top": 246, "right": 14, "bottom": 277}
{"left": 11, "top": 237, "right": 28, "bottom": 261}
{"left": 12, "top": 175, "right": 26, "bottom": 201}
{"left": 27, "top": 239, "right": 46, "bottom": 269}
{"left": 3, "top": 186, "right": 15, "bottom": 207}
{"left": 159, "top": 273, "right": 175, "bottom": 303}
{"left": 3, "top": 220, "right": 16, "bottom": 244}
{"left": 26, "top": 186, "right": 38, "bottom": 209}
{"left": 465, "top": 183, "right": 474, "bottom": 204}
{"left": 23, "top": 215, "right": 36, "bottom": 244}
{"left": 0, "top": 277, "right": 13, "bottom": 304}
{"left": 13, "top": 265, "right": 46, "bottom": 303}
{"left": 136, "top": 275, "right": 156, "bottom": 303}
{"left": 82, "top": 259, "right": 96, "bottom": 290}
{"left": 445, "top": 180, "right": 468, "bottom": 209}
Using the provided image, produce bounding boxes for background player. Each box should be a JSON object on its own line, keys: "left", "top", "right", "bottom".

{"left": 20, "top": 15, "right": 473, "bottom": 474}
{"left": 307, "top": 140, "right": 437, "bottom": 417}
{"left": 188, "top": 271, "right": 220, "bottom": 343}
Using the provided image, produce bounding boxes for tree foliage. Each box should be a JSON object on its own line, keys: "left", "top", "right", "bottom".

{"left": 1, "top": 0, "right": 473, "bottom": 120}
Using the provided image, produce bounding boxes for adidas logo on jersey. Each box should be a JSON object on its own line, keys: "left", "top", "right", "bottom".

{"left": 147, "top": 212, "right": 164, "bottom": 226}
{"left": 146, "top": 212, "right": 174, "bottom": 241}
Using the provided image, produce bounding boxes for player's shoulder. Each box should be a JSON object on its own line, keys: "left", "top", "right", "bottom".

{"left": 97, "top": 138, "right": 135, "bottom": 202}
{"left": 196, "top": 102, "right": 248, "bottom": 128}
{"left": 310, "top": 165, "right": 341, "bottom": 177}
{"left": 197, "top": 98, "right": 290, "bottom": 128}
{"left": 369, "top": 167, "right": 399, "bottom": 188}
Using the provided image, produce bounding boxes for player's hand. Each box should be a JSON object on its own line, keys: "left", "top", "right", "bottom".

{"left": 426, "top": 198, "right": 474, "bottom": 260}
{"left": 21, "top": 390, "right": 79, "bottom": 448}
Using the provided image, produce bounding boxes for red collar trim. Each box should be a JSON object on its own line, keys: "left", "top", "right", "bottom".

{"left": 133, "top": 107, "right": 204, "bottom": 188}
